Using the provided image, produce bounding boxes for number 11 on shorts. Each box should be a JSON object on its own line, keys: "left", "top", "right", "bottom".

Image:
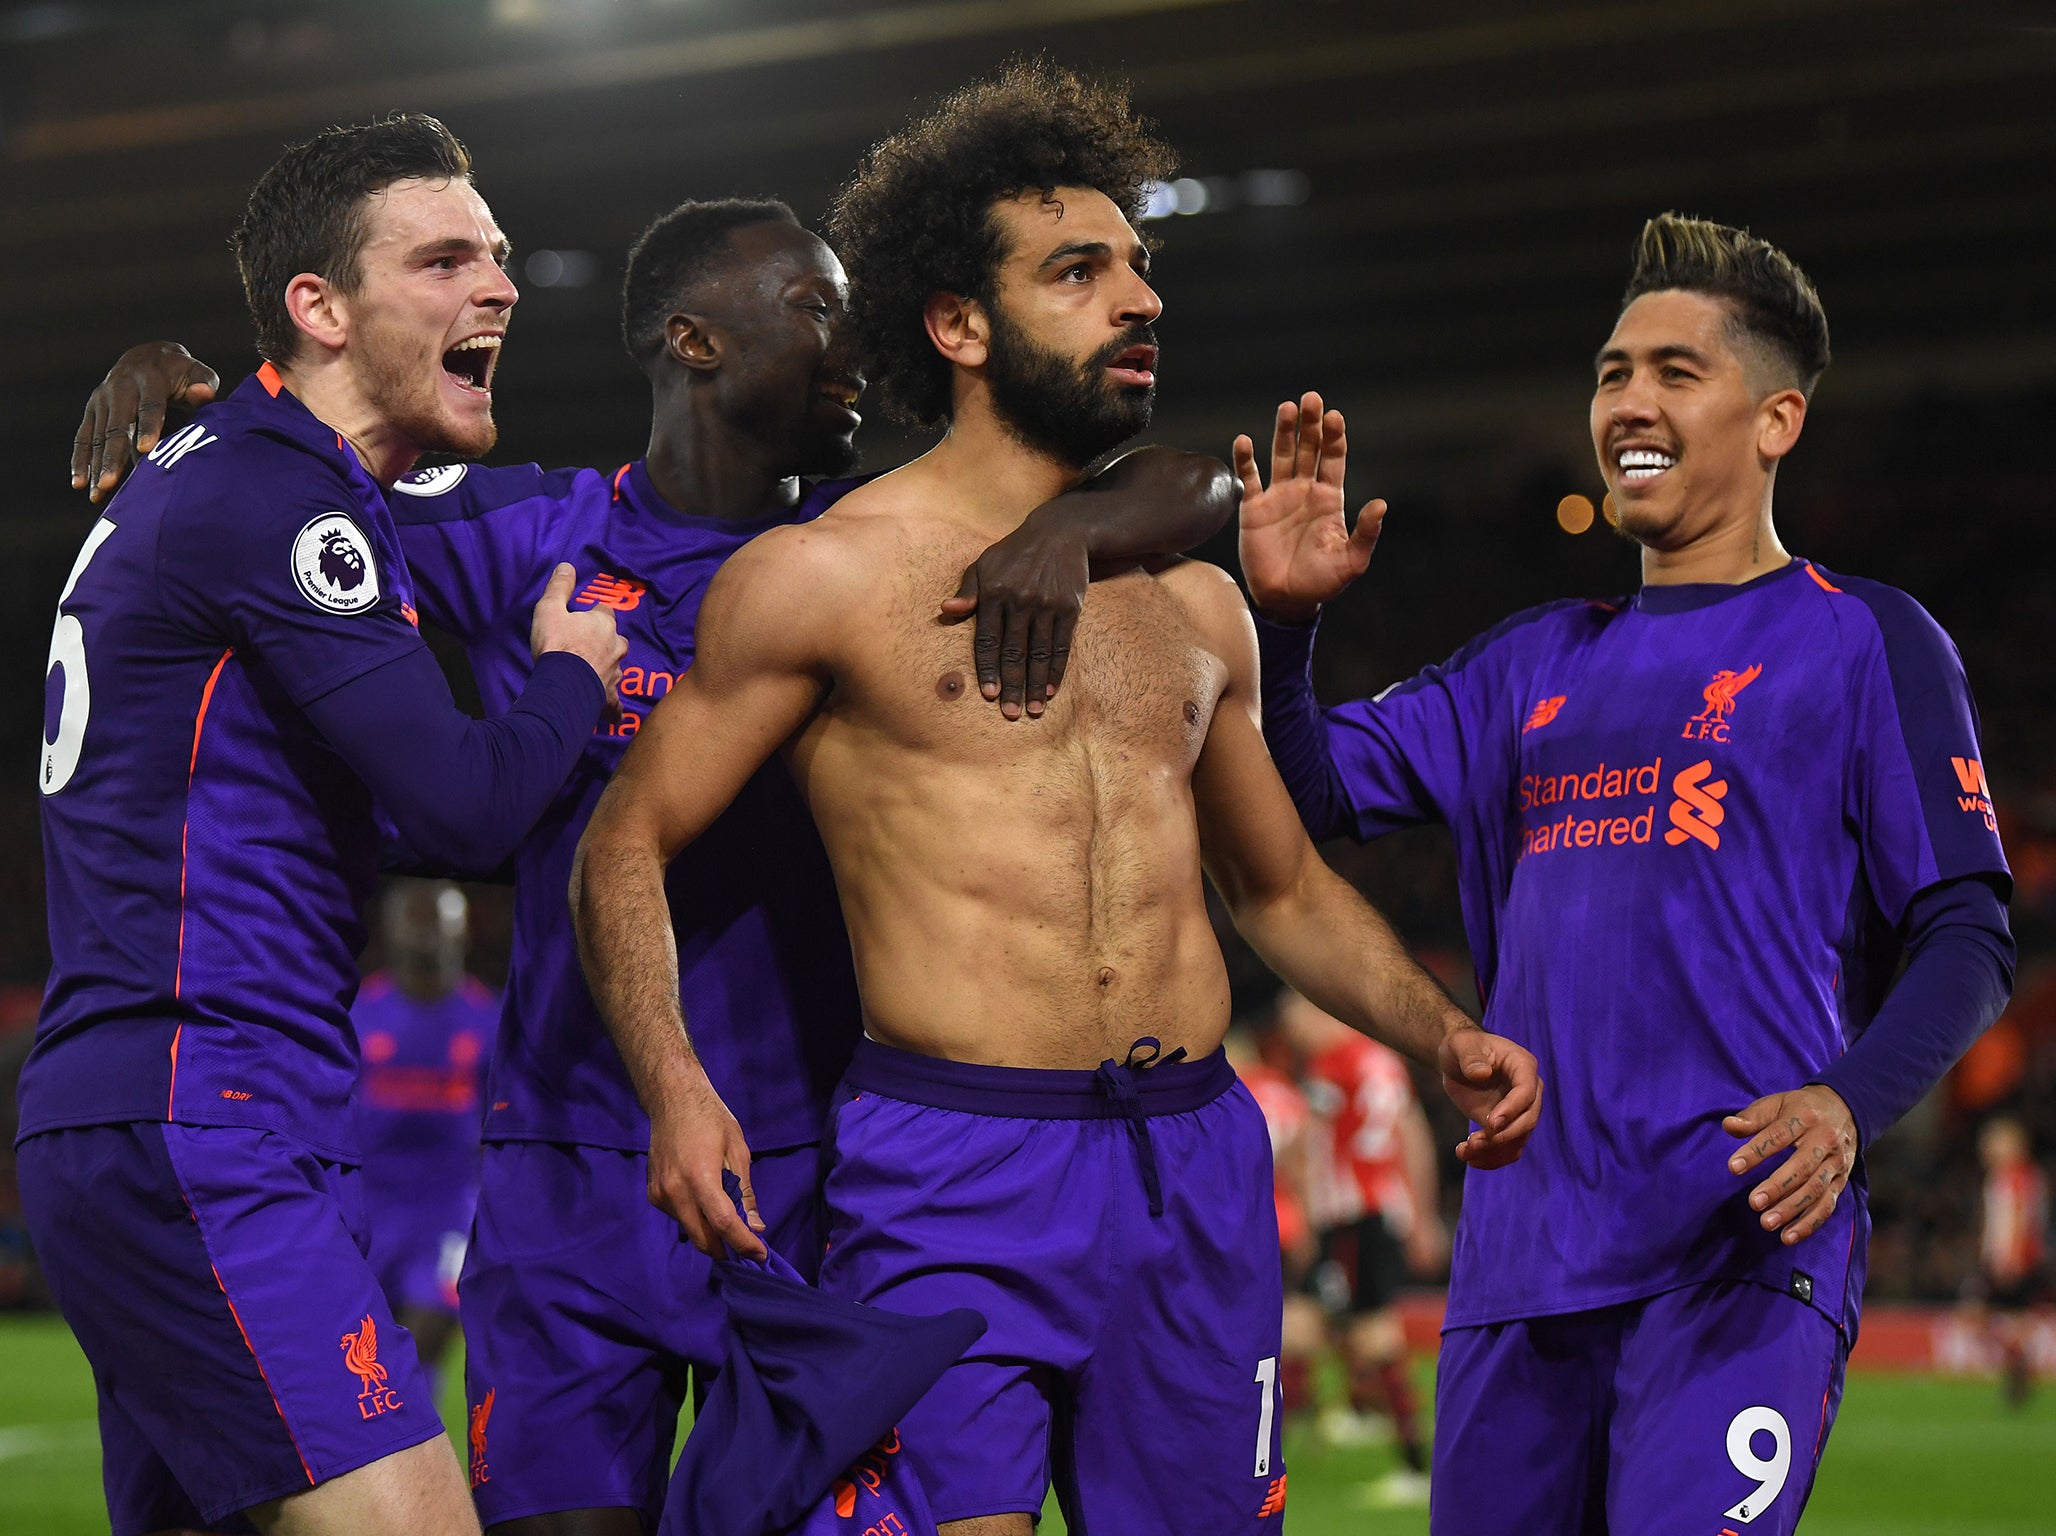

{"left": 1253, "top": 1356, "right": 1278, "bottom": 1477}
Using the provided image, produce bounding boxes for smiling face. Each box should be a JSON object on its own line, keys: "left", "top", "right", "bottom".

{"left": 977, "top": 185, "right": 1162, "bottom": 468}
{"left": 342, "top": 175, "right": 517, "bottom": 459}
{"left": 691, "top": 220, "right": 865, "bottom": 478}
{"left": 1590, "top": 288, "right": 1805, "bottom": 552}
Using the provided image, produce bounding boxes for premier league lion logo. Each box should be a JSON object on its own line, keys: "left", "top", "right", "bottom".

{"left": 319, "top": 529, "right": 367, "bottom": 593}
{"left": 292, "top": 513, "right": 381, "bottom": 613}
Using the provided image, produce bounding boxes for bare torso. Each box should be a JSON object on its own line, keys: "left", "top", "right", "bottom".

{"left": 783, "top": 473, "right": 1237, "bottom": 1069}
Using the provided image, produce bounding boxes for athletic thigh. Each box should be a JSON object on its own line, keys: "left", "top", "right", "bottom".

{"left": 18, "top": 1122, "right": 443, "bottom": 1535}
{"left": 460, "top": 1140, "right": 823, "bottom": 1529}
{"left": 1431, "top": 1311, "right": 1622, "bottom": 1536}
{"left": 1066, "top": 1083, "right": 1290, "bottom": 1533}
{"left": 1608, "top": 1281, "right": 1847, "bottom": 1536}
{"left": 819, "top": 1092, "right": 1102, "bottom": 1527}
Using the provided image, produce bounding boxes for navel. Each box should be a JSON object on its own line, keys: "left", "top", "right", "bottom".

{"left": 1097, "top": 966, "right": 1117, "bottom": 988}
{"left": 1183, "top": 700, "right": 1201, "bottom": 726}
{"left": 937, "top": 671, "right": 966, "bottom": 701}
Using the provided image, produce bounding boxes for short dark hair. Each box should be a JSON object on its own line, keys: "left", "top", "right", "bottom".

{"left": 619, "top": 197, "right": 799, "bottom": 374}
{"left": 1622, "top": 213, "right": 1832, "bottom": 395}
{"left": 230, "top": 113, "right": 473, "bottom": 365}
{"left": 825, "top": 58, "right": 1175, "bottom": 426}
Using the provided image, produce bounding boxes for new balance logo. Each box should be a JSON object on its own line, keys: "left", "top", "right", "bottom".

{"left": 341, "top": 1314, "right": 403, "bottom": 1419}
{"left": 1664, "top": 759, "right": 1728, "bottom": 849}
{"left": 1523, "top": 695, "right": 1567, "bottom": 733}
{"left": 1681, "top": 664, "right": 1762, "bottom": 742}
{"left": 577, "top": 573, "right": 646, "bottom": 611}
{"left": 1258, "top": 1475, "right": 1288, "bottom": 1517}
{"left": 146, "top": 422, "right": 217, "bottom": 470}
{"left": 1951, "top": 756, "right": 1998, "bottom": 831}
{"left": 468, "top": 1388, "right": 494, "bottom": 1487}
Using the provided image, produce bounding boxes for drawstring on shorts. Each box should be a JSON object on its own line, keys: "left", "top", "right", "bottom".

{"left": 1094, "top": 1037, "right": 1189, "bottom": 1217}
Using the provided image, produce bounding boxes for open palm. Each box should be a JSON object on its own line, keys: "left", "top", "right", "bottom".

{"left": 1234, "top": 391, "right": 1386, "bottom": 622}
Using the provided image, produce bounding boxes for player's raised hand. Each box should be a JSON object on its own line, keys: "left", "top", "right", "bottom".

{"left": 1724, "top": 1084, "right": 1859, "bottom": 1245}
{"left": 72, "top": 342, "right": 219, "bottom": 504}
{"left": 646, "top": 1072, "right": 768, "bottom": 1261}
{"left": 1437, "top": 1026, "right": 1542, "bottom": 1168}
{"left": 531, "top": 563, "right": 628, "bottom": 708}
{"left": 1235, "top": 392, "right": 1387, "bottom": 623}
{"left": 939, "top": 519, "right": 1089, "bottom": 720}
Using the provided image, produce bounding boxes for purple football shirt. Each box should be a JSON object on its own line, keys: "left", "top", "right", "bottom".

{"left": 1263, "top": 560, "right": 2009, "bottom": 1338}
{"left": 22, "top": 368, "right": 425, "bottom": 1160}
{"left": 388, "top": 459, "right": 861, "bottom": 1153}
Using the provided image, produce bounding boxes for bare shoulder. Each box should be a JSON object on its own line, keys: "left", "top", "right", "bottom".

{"left": 1155, "top": 556, "right": 1258, "bottom": 660}
{"left": 694, "top": 512, "right": 881, "bottom": 678}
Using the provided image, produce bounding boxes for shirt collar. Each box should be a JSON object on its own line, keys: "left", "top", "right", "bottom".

{"left": 1633, "top": 557, "right": 1807, "bottom": 616}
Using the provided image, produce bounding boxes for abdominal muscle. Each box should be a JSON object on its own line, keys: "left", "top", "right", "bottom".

{"left": 791, "top": 728, "right": 1234, "bottom": 1070}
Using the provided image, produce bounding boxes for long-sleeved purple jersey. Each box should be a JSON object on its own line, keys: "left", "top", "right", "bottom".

{"left": 388, "top": 459, "right": 861, "bottom": 1154}
{"left": 1260, "top": 560, "right": 2010, "bottom": 1338}
{"left": 22, "top": 368, "right": 435, "bottom": 1159}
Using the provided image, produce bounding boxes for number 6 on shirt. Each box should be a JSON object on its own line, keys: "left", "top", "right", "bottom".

{"left": 42, "top": 519, "right": 119, "bottom": 796}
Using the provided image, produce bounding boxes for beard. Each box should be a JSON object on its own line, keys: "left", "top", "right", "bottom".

{"left": 983, "top": 302, "right": 1154, "bottom": 470}
{"left": 355, "top": 310, "right": 497, "bottom": 460}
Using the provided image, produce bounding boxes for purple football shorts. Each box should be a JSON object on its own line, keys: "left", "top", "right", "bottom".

{"left": 16, "top": 1121, "right": 445, "bottom": 1536}
{"left": 1433, "top": 1278, "right": 1848, "bottom": 1535}
{"left": 818, "top": 1038, "right": 1289, "bottom": 1532}
{"left": 458, "top": 1138, "right": 824, "bottom": 1529}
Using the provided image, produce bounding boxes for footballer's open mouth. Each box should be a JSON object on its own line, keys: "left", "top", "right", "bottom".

{"left": 1106, "top": 343, "right": 1157, "bottom": 389}
{"left": 442, "top": 333, "right": 503, "bottom": 395}
{"left": 816, "top": 376, "right": 863, "bottom": 426}
{"left": 1614, "top": 443, "right": 1677, "bottom": 484}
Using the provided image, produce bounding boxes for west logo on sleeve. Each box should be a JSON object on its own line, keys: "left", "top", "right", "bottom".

{"left": 1951, "top": 756, "right": 1997, "bottom": 831}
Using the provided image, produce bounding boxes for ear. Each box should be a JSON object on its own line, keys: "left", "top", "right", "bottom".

{"left": 1755, "top": 387, "right": 1808, "bottom": 464}
{"left": 922, "top": 290, "right": 989, "bottom": 370}
{"left": 665, "top": 312, "right": 721, "bottom": 375}
{"left": 284, "top": 273, "right": 348, "bottom": 356}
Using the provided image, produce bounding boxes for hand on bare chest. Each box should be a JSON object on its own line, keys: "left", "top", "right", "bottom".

{"left": 853, "top": 571, "right": 1226, "bottom": 765}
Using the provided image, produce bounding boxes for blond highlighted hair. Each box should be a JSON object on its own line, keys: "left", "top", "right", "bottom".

{"left": 1623, "top": 213, "right": 1831, "bottom": 395}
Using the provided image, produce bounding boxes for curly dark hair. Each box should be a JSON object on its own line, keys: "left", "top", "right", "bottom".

{"left": 230, "top": 113, "right": 473, "bottom": 365}
{"left": 825, "top": 58, "right": 1175, "bottom": 426}
{"left": 1622, "top": 212, "right": 1831, "bottom": 396}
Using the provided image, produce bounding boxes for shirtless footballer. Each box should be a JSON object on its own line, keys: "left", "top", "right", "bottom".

{"left": 572, "top": 63, "right": 1540, "bottom": 1534}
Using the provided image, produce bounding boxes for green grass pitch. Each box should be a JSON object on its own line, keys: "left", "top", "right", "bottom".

{"left": 2, "top": 1312, "right": 2050, "bottom": 1533}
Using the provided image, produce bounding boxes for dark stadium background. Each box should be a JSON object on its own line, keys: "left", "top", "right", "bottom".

{"left": 2, "top": 1, "right": 2053, "bottom": 1528}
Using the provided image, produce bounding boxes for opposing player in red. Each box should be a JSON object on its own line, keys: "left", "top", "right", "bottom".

{"left": 1277, "top": 989, "right": 1441, "bottom": 1488}
{"left": 1978, "top": 1115, "right": 2049, "bottom": 1407}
